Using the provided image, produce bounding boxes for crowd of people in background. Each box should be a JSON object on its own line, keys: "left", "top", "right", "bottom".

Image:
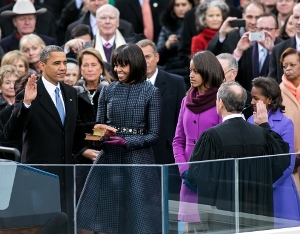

{"left": 1, "top": 0, "right": 300, "bottom": 233}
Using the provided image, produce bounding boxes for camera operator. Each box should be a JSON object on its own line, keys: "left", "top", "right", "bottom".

{"left": 232, "top": 13, "right": 282, "bottom": 91}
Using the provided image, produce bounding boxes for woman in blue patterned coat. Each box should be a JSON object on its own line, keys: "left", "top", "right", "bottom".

{"left": 76, "top": 44, "right": 163, "bottom": 234}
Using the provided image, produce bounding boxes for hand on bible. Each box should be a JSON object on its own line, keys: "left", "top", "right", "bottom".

{"left": 93, "top": 124, "right": 117, "bottom": 136}
{"left": 182, "top": 171, "right": 197, "bottom": 192}
{"left": 253, "top": 100, "right": 268, "bottom": 125}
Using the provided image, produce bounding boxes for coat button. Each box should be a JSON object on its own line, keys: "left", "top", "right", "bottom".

{"left": 193, "top": 120, "right": 197, "bottom": 124}
{"left": 193, "top": 140, "right": 196, "bottom": 144}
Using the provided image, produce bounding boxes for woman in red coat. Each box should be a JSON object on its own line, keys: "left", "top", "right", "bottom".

{"left": 191, "top": 0, "right": 229, "bottom": 55}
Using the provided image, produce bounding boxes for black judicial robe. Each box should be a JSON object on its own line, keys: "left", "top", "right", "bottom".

{"left": 187, "top": 117, "right": 290, "bottom": 219}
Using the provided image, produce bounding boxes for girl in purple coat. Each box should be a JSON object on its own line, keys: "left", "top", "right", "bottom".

{"left": 247, "top": 77, "right": 300, "bottom": 226}
{"left": 172, "top": 51, "right": 223, "bottom": 232}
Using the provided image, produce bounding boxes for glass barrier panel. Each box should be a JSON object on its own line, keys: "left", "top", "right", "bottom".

{"left": 75, "top": 164, "right": 164, "bottom": 234}
{"left": 166, "top": 159, "right": 238, "bottom": 234}
{"left": 237, "top": 153, "right": 300, "bottom": 233}
{"left": 0, "top": 161, "right": 75, "bottom": 234}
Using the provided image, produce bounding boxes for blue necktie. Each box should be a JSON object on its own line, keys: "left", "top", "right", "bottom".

{"left": 55, "top": 87, "right": 65, "bottom": 125}
{"left": 259, "top": 48, "right": 267, "bottom": 73}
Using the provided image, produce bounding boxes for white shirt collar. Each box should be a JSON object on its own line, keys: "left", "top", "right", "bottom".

{"left": 147, "top": 68, "right": 158, "bottom": 85}
{"left": 222, "top": 113, "right": 245, "bottom": 122}
{"left": 101, "top": 35, "right": 115, "bottom": 48}
{"left": 295, "top": 35, "right": 300, "bottom": 51}
{"left": 89, "top": 14, "right": 97, "bottom": 36}
{"left": 42, "top": 76, "right": 60, "bottom": 95}
{"left": 41, "top": 77, "right": 65, "bottom": 110}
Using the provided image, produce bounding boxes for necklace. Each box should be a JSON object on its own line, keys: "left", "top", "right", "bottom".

{"left": 83, "top": 82, "right": 97, "bottom": 105}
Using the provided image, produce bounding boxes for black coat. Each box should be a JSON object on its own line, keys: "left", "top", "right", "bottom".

{"left": 114, "top": 0, "right": 168, "bottom": 43}
{"left": 0, "top": 105, "right": 22, "bottom": 161}
{"left": 157, "top": 11, "right": 188, "bottom": 78}
{"left": 152, "top": 69, "right": 186, "bottom": 164}
{"left": 3, "top": 78, "right": 86, "bottom": 234}
{"left": 0, "top": 33, "right": 56, "bottom": 53}
{"left": 268, "top": 36, "right": 296, "bottom": 83}
{"left": 207, "top": 28, "right": 243, "bottom": 56}
{"left": 36, "top": 0, "right": 71, "bottom": 20}
{"left": 0, "top": 3, "right": 57, "bottom": 41}
{"left": 187, "top": 118, "right": 290, "bottom": 221}
{"left": 3, "top": 78, "right": 84, "bottom": 164}
{"left": 65, "top": 11, "right": 134, "bottom": 42}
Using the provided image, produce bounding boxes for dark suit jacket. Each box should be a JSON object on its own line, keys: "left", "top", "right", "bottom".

{"left": 36, "top": 0, "right": 71, "bottom": 20}
{"left": 0, "top": 33, "right": 56, "bottom": 53}
{"left": 269, "top": 36, "right": 296, "bottom": 83}
{"left": 65, "top": 11, "right": 134, "bottom": 42}
{"left": 207, "top": 28, "right": 243, "bottom": 56}
{"left": 0, "top": 3, "right": 57, "bottom": 40}
{"left": 114, "top": 0, "right": 168, "bottom": 43}
{"left": 237, "top": 38, "right": 282, "bottom": 91}
{"left": 3, "top": 78, "right": 83, "bottom": 164}
{"left": 152, "top": 68, "right": 186, "bottom": 164}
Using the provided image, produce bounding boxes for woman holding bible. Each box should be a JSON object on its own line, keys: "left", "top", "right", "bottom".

{"left": 76, "top": 44, "right": 163, "bottom": 234}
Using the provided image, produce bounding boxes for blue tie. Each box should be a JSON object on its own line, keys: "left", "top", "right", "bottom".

{"left": 259, "top": 48, "right": 267, "bottom": 73}
{"left": 55, "top": 87, "right": 65, "bottom": 125}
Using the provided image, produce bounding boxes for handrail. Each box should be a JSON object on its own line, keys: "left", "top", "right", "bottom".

{"left": 0, "top": 146, "right": 20, "bottom": 162}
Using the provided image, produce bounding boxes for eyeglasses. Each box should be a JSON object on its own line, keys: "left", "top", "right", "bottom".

{"left": 255, "top": 27, "right": 276, "bottom": 32}
{"left": 224, "top": 69, "right": 233, "bottom": 75}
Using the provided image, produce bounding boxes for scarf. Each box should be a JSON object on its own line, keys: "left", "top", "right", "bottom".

{"left": 282, "top": 75, "right": 300, "bottom": 101}
{"left": 186, "top": 87, "right": 219, "bottom": 114}
{"left": 94, "top": 29, "right": 126, "bottom": 62}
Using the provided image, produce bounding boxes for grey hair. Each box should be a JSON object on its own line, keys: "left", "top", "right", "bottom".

{"left": 216, "top": 53, "right": 239, "bottom": 70}
{"left": 96, "top": 4, "right": 120, "bottom": 19}
{"left": 217, "top": 81, "right": 247, "bottom": 112}
{"left": 40, "top": 45, "right": 64, "bottom": 63}
{"left": 196, "top": 0, "right": 229, "bottom": 31}
{"left": 136, "top": 39, "right": 158, "bottom": 54}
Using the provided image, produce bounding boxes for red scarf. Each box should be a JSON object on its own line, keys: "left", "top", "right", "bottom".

{"left": 186, "top": 87, "right": 219, "bottom": 114}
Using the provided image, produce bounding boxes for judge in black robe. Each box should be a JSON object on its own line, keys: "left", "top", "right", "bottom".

{"left": 186, "top": 82, "right": 290, "bottom": 230}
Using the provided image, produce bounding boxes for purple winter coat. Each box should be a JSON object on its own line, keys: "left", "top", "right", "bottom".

{"left": 172, "top": 96, "right": 222, "bottom": 222}
{"left": 248, "top": 109, "right": 300, "bottom": 225}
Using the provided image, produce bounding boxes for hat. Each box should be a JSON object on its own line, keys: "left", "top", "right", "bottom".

{"left": 67, "top": 57, "right": 78, "bottom": 65}
{"left": 1, "top": 0, "right": 47, "bottom": 18}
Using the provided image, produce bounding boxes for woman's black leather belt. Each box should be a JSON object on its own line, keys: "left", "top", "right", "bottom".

{"left": 111, "top": 126, "right": 148, "bottom": 135}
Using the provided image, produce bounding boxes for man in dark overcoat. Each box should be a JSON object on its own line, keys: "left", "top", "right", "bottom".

{"left": 137, "top": 39, "right": 186, "bottom": 200}
{"left": 3, "top": 45, "right": 87, "bottom": 234}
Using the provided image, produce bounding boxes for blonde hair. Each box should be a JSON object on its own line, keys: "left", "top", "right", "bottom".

{"left": 0, "top": 65, "right": 19, "bottom": 86}
{"left": 19, "top": 33, "right": 46, "bottom": 52}
{"left": 1, "top": 50, "right": 29, "bottom": 73}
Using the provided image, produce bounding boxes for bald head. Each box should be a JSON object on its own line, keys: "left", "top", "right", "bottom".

{"left": 217, "top": 82, "right": 247, "bottom": 113}
{"left": 96, "top": 4, "right": 120, "bottom": 40}
{"left": 96, "top": 4, "right": 120, "bottom": 19}
{"left": 292, "top": 3, "right": 300, "bottom": 37}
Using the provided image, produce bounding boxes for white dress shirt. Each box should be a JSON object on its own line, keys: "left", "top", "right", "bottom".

{"left": 42, "top": 77, "right": 66, "bottom": 114}
{"left": 223, "top": 113, "right": 245, "bottom": 122}
{"left": 147, "top": 68, "right": 158, "bottom": 85}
